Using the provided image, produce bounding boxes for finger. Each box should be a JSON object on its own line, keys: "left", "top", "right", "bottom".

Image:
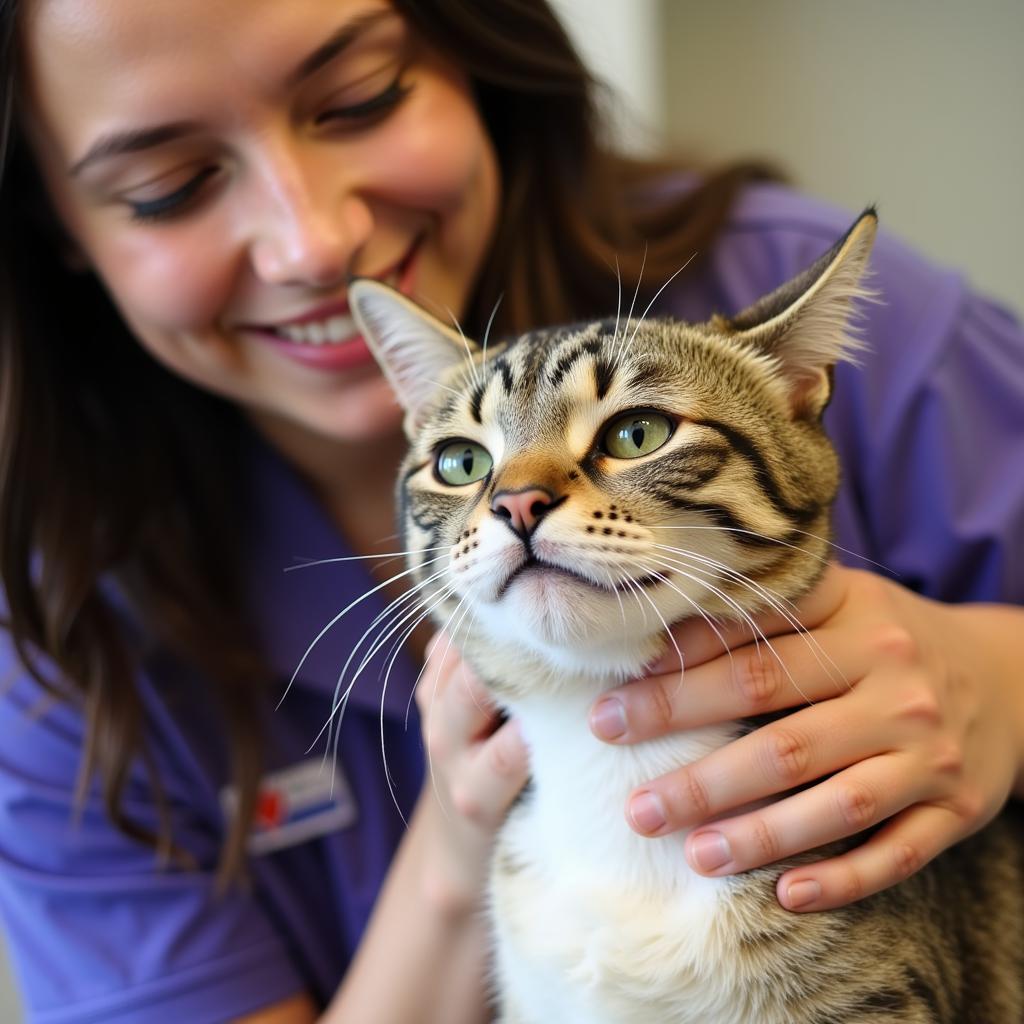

{"left": 774, "top": 803, "right": 962, "bottom": 912}
{"left": 449, "top": 719, "right": 530, "bottom": 829}
{"left": 680, "top": 752, "right": 921, "bottom": 875}
{"left": 623, "top": 694, "right": 899, "bottom": 835}
{"left": 416, "top": 630, "right": 464, "bottom": 706}
{"left": 643, "top": 562, "right": 852, "bottom": 676}
{"left": 421, "top": 655, "right": 499, "bottom": 761}
{"left": 594, "top": 623, "right": 872, "bottom": 742}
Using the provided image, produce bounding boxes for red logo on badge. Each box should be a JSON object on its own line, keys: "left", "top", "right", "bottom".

{"left": 255, "top": 788, "right": 285, "bottom": 829}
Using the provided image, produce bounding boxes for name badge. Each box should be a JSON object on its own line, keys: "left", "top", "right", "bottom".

{"left": 222, "top": 758, "right": 358, "bottom": 856}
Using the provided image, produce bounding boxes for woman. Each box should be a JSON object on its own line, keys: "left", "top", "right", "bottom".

{"left": 1, "top": 0, "right": 1022, "bottom": 1021}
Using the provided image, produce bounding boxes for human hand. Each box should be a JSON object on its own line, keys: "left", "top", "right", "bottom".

{"left": 413, "top": 631, "right": 529, "bottom": 917}
{"left": 588, "top": 564, "right": 1022, "bottom": 911}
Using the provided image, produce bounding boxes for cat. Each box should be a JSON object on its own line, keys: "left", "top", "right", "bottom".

{"left": 348, "top": 211, "right": 1024, "bottom": 1023}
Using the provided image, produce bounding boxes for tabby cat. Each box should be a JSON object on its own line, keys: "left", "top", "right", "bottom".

{"left": 348, "top": 211, "right": 1024, "bottom": 1023}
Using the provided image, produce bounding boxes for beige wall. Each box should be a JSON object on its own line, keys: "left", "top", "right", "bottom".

{"left": 551, "top": 0, "right": 666, "bottom": 153}
{"left": 0, "top": 933, "right": 22, "bottom": 1022}
{"left": 660, "top": 0, "right": 1023, "bottom": 308}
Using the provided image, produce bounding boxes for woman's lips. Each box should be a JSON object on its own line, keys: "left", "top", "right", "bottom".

{"left": 256, "top": 331, "right": 379, "bottom": 371}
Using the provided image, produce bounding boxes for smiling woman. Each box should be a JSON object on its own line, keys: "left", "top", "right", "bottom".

{"left": 2, "top": 0, "right": 1023, "bottom": 1022}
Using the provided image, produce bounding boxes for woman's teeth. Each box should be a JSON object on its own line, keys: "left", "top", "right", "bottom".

{"left": 277, "top": 313, "right": 357, "bottom": 345}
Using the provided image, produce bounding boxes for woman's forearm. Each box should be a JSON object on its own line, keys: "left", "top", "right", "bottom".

{"left": 322, "top": 795, "right": 492, "bottom": 1024}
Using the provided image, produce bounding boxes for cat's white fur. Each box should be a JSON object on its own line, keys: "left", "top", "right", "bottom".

{"left": 467, "top": 624, "right": 769, "bottom": 1024}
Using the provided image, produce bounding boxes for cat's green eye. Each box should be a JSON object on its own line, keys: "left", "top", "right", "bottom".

{"left": 602, "top": 411, "right": 674, "bottom": 459}
{"left": 435, "top": 440, "right": 493, "bottom": 486}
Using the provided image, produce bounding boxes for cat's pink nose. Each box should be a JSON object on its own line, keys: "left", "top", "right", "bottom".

{"left": 491, "top": 488, "right": 556, "bottom": 538}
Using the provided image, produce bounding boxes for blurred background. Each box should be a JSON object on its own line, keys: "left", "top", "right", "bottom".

{"left": 1, "top": 1, "right": 1020, "bottom": 1020}
{"left": 552, "top": 0, "right": 1023, "bottom": 307}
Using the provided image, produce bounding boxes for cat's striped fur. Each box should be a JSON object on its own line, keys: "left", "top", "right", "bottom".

{"left": 350, "top": 212, "right": 1024, "bottom": 1023}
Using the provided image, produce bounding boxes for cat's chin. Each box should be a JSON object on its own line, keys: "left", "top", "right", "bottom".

{"left": 472, "top": 569, "right": 664, "bottom": 681}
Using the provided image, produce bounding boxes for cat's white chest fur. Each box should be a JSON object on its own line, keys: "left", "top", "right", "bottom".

{"left": 491, "top": 689, "right": 752, "bottom": 1024}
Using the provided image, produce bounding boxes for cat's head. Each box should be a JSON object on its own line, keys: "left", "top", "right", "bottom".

{"left": 351, "top": 210, "right": 876, "bottom": 687}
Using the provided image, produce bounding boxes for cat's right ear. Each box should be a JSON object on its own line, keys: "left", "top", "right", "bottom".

{"left": 349, "top": 279, "right": 477, "bottom": 434}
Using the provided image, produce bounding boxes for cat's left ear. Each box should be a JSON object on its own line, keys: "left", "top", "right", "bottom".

{"left": 719, "top": 207, "right": 878, "bottom": 419}
{"left": 349, "top": 279, "right": 478, "bottom": 433}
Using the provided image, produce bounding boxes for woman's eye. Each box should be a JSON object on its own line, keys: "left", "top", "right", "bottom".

{"left": 436, "top": 441, "right": 493, "bottom": 486}
{"left": 127, "top": 167, "right": 220, "bottom": 224}
{"left": 602, "top": 411, "right": 674, "bottom": 459}
{"left": 316, "top": 77, "right": 411, "bottom": 127}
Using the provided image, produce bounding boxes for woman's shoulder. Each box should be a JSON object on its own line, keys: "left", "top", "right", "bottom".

{"left": 724, "top": 184, "right": 1023, "bottom": 601}
{"left": 669, "top": 179, "right": 969, "bottom": 333}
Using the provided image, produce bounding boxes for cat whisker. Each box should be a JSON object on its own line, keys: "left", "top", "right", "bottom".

{"left": 652, "top": 522, "right": 894, "bottom": 576}
{"left": 311, "top": 568, "right": 455, "bottom": 755}
{"left": 280, "top": 557, "right": 448, "bottom": 708}
{"left": 631, "top": 559, "right": 736, "bottom": 691}
{"left": 481, "top": 293, "right": 504, "bottom": 375}
{"left": 623, "top": 252, "right": 698, "bottom": 356}
{"left": 441, "top": 304, "right": 483, "bottom": 392}
{"left": 618, "top": 565, "right": 686, "bottom": 694}
{"left": 641, "top": 553, "right": 784, "bottom": 687}
{"left": 454, "top": 608, "right": 488, "bottom": 722}
{"left": 429, "top": 379, "right": 469, "bottom": 401}
{"left": 283, "top": 544, "right": 447, "bottom": 571}
{"left": 612, "top": 253, "right": 623, "bottom": 353}
{"left": 617, "top": 571, "right": 651, "bottom": 627}
{"left": 327, "top": 568, "right": 454, "bottom": 734}
{"left": 380, "top": 595, "right": 474, "bottom": 825}
{"left": 614, "top": 242, "right": 648, "bottom": 368}
{"left": 281, "top": 554, "right": 450, "bottom": 711}
{"left": 595, "top": 562, "right": 630, "bottom": 629}
{"left": 332, "top": 568, "right": 455, "bottom": 696}
{"left": 652, "top": 542, "right": 800, "bottom": 616}
{"left": 345, "top": 581, "right": 465, "bottom": 822}
{"left": 643, "top": 554, "right": 818, "bottom": 708}
{"left": 420, "top": 593, "right": 475, "bottom": 825}
{"left": 320, "top": 580, "right": 458, "bottom": 786}
{"left": 652, "top": 543, "right": 851, "bottom": 692}
{"left": 314, "top": 580, "right": 453, "bottom": 768}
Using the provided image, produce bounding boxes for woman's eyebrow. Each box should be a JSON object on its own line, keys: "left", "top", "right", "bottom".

{"left": 287, "top": 9, "right": 395, "bottom": 88}
{"left": 70, "top": 122, "right": 200, "bottom": 178}
{"left": 68, "top": 9, "right": 396, "bottom": 178}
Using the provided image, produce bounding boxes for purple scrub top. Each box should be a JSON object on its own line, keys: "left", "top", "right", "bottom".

{"left": 1, "top": 183, "right": 1022, "bottom": 1022}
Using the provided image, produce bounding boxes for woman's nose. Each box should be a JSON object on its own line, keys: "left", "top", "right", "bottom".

{"left": 248, "top": 150, "right": 372, "bottom": 288}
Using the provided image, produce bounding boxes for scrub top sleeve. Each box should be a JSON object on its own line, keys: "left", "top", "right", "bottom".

{"left": 0, "top": 652, "right": 305, "bottom": 1024}
{"left": 829, "top": 259, "right": 1024, "bottom": 604}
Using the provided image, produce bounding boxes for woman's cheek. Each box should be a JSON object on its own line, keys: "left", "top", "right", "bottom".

{"left": 95, "top": 224, "right": 238, "bottom": 332}
{"left": 376, "top": 86, "right": 497, "bottom": 215}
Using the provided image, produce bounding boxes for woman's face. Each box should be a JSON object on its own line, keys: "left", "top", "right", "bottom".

{"left": 20, "top": 0, "right": 501, "bottom": 446}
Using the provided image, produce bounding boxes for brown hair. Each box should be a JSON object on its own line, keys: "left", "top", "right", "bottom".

{"left": 0, "top": 0, "right": 776, "bottom": 879}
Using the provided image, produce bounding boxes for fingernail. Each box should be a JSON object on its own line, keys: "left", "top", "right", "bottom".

{"left": 628, "top": 791, "right": 666, "bottom": 834}
{"left": 690, "top": 831, "right": 732, "bottom": 872}
{"left": 785, "top": 879, "right": 822, "bottom": 909}
{"left": 590, "top": 697, "right": 627, "bottom": 740}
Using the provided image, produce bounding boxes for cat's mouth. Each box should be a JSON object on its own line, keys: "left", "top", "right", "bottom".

{"left": 497, "top": 555, "right": 666, "bottom": 600}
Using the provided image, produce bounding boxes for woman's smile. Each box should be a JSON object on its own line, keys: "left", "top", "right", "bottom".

{"left": 236, "top": 231, "right": 425, "bottom": 372}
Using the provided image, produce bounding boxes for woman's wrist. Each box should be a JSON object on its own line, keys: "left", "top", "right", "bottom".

{"left": 409, "top": 792, "right": 489, "bottom": 922}
{"left": 323, "top": 792, "right": 491, "bottom": 1024}
{"left": 949, "top": 601, "right": 1024, "bottom": 800}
